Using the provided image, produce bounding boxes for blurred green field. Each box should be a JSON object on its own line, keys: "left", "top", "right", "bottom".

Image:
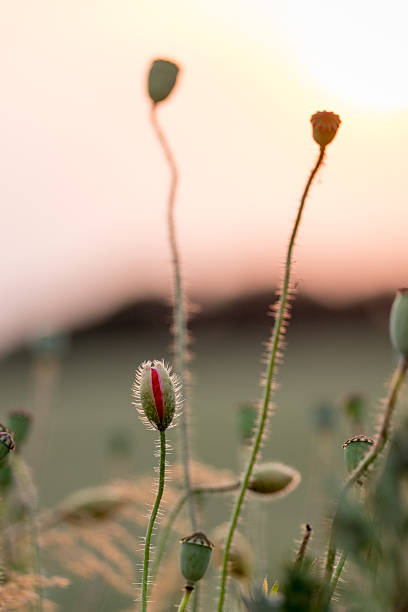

{"left": 0, "top": 298, "right": 401, "bottom": 610}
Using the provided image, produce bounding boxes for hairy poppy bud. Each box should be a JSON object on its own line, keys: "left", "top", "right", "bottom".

{"left": 390, "top": 288, "right": 408, "bottom": 359}
{"left": 148, "top": 59, "right": 180, "bottom": 104}
{"left": 133, "top": 360, "right": 180, "bottom": 431}
{"left": 0, "top": 431, "right": 15, "bottom": 463}
{"left": 248, "top": 462, "right": 301, "bottom": 498}
{"left": 310, "top": 111, "right": 341, "bottom": 147}
{"left": 343, "top": 435, "right": 374, "bottom": 473}
{"left": 180, "top": 531, "right": 213, "bottom": 586}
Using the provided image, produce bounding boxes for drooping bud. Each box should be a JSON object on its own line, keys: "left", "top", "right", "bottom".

{"left": 343, "top": 435, "right": 374, "bottom": 473}
{"left": 248, "top": 462, "right": 301, "bottom": 498}
{"left": 56, "top": 485, "right": 130, "bottom": 524}
{"left": 0, "top": 431, "right": 15, "bottom": 464}
{"left": 8, "top": 410, "right": 33, "bottom": 449}
{"left": 133, "top": 360, "right": 180, "bottom": 431}
{"left": 179, "top": 531, "right": 213, "bottom": 587}
{"left": 390, "top": 288, "right": 408, "bottom": 359}
{"left": 310, "top": 111, "right": 341, "bottom": 147}
{"left": 148, "top": 59, "right": 180, "bottom": 104}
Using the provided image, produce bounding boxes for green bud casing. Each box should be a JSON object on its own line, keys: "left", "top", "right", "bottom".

{"left": 390, "top": 288, "right": 408, "bottom": 358}
{"left": 180, "top": 532, "right": 213, "bottom": 586}
{"left": 343, "top": 435, "right": 374, "bottom": 473}
{"left": 148, "top": 59, "right": 180, "bottom": 104}
{"left": 248, "top": 462, "right": 301, "bottom": 498}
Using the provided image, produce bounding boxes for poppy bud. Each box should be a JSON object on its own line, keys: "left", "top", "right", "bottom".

{"left": 310, "top": 111, "right": 341, "bottom": 147}
{"left": 342, "top": 435, "right": 374, "bottom": 473}
{"left": 148, "top": 59, "right": 180, "bottom": 104}
{"left": 389, "top": 288, "right": 408, "bottom": 359}
{"left": 180, "top": 531, "right": 213, "bottom": 586}
{"left": 248, "top": 462, "right": 301, "bottom": 498}
{"left": 133, "top": 360, "right": 180, "bottom": 431}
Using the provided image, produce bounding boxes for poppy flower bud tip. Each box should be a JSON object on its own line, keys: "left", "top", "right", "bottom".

{"left": 133, "top": 360, "right": 181, "bottom": 431}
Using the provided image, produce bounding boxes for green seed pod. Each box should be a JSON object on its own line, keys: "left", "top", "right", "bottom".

{"left": 133, "top": 360, "right": 180, "bottom": 431}
{"left": 148, "top": 59, "right": 180, "bottom": 104}
{"left": 310, "top": 111, "right": 341, "bottom": 147}
{"left": 248, "top": 462, "right": 301, "bottom": 498}
{"left": 180, "top": 532, "right": 213, "bottom": 586}
{"left": 0, "top": 431, "right": 15, "bottom": 464}
{"left": 343, "top": 435, "right": 374, "bottom": 473}
{"left": 390, "top": 288, "right": 408, "bottom": 358}
{"left": 8, "top": 410, "right": 32, "bottom": 449}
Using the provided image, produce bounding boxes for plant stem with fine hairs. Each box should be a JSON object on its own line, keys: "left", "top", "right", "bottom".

{"left": 141, "top": 430, "right": 167, "bottom": 612}
{"left": 150, "top": 104, "right": 197, "bottom": 532}
{"left": 217, "top": 146, "right": 327, "bottom": 611}
{"left": 325, "top": 357, "right": 408, "bottom": 584}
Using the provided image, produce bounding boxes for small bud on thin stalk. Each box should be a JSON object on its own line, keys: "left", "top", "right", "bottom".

{"left": 217, "top": 111, "right": 341, "bottom": 611}
{"left": 133, "top": 360, "right": 180, "bottom": 612}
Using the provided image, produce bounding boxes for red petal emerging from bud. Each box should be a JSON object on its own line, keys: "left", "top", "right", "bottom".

{"left": 151, "top": 366, "right": 165, "bottom": 424}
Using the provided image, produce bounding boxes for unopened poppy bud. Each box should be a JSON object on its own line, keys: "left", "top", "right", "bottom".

{"left": 8, "top": 410, "right": 32, "bottom": 449}
{"left": 390, "top": 288, "right": 408, "bottom": 359}
{"left": 248, "top": 462, "right": 301, "bottom": 498}
{"left": 0, "top": 431, "right": 15, "bottom": 463}
{"left": 180, "top": 531, "right": 213, "bottom": 587}
{"left": 310, "top": 111, "right": 341, "bottom": 147}
{"left": 148, "top": 59, "right": 180, "bottom": 104}
{"left": 57, "top": 485, "right": 129, "bottom": 524}
{"left": 133, "top": 360, "right": 180, "bottom": 431}
{"left": 343, "top": 435, "right": 374, "bottom": 473}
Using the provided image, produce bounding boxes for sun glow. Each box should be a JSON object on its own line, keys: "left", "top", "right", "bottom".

{"left": 277, "top": 0, "right": 408, "bottom": 110}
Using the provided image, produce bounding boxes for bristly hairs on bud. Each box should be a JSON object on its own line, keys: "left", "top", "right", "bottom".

{"left": 132, "top": 360, "right": 182, "bottom": 432}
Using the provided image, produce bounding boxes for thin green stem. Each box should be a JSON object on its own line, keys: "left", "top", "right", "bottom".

{"left": 141, "top": 430, "right": 166, "bottom": 612}
{"left": 328, "top": 551, "right": 347, "bottom": 602}
{"left": 149, "top": 480, "right": 240, "bottom": 592}
{"left": 150, "top": 104, "right": 197, "bottom": 531}
{"left": 177, "top": 587, "right": 193, "bottom": 612}
{"left": 325, "top": 357, "right": 408, "bottom": 582}
{"left": 217, "top": 146, "right": 326, "bottom": 611}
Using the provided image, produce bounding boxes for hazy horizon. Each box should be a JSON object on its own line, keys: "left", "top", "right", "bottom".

{"left": 1, "top": 1, "right": 408, "bottom": 352}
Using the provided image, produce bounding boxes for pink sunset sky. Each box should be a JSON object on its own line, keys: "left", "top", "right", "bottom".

{"left": 1, "top": 0, "right": 408, "bottom": 351}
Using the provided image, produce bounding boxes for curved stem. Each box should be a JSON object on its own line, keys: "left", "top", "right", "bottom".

{"left": 150, "top": 104, "right": 197, "bottom": 531}
{"left": 149, "top": 480, "right": 240, "bottom": 592}
{"left": 141, "top": 430, "right": 166, "bottom": 612}
{"left": 295, "top": 524, "right": 312, "bottom": 567}
{"left": 177, "top": 587, "right": 193, "bottom": 612}
{"left": 217, "top": 146, "right": 326, "bottom": 611}
{"left": 325, "top": 357, "right": 408, "bottom": 582}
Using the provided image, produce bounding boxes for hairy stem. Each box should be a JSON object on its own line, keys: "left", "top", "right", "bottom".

{"left": 325, "top": 357, "right": 408, "bottom": 583}
{"left": 141, "top": 430, "right": 166, "bottom": 612}
{"left": 149, "top": 480, "right": 240, "bottom": 592}
{"left": 217, "top": 146, "right": 326, "bottom": 611}
{"left": 150, "top": 104, "right": 197, "bottom": 531}
{"left": 177, "top": 587, "right": 193, "bottom": 612}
